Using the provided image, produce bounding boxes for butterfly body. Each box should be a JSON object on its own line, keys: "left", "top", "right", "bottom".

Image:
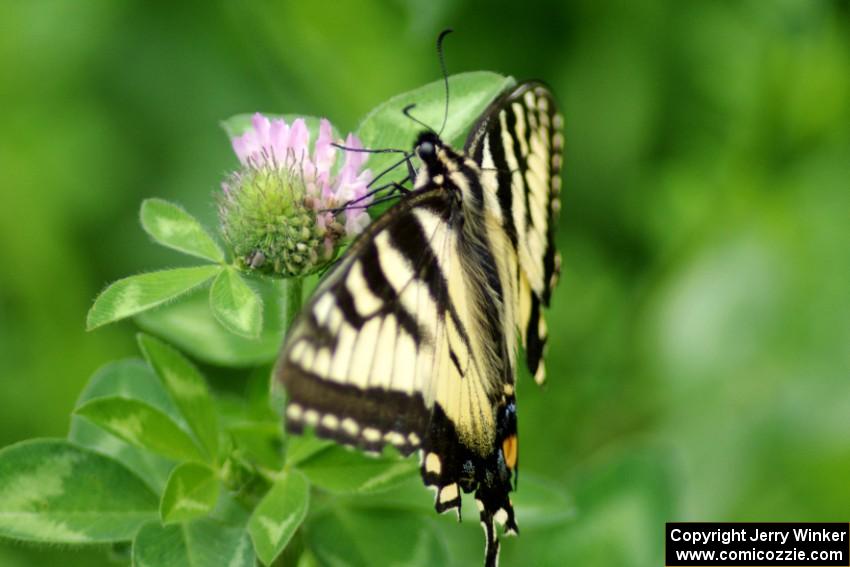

{"left": 278, "top": 81, "right": 563, "bottom": 566}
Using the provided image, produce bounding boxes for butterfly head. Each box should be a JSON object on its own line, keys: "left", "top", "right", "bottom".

{"left": 413, "top": 131, "right": 456, "bottom": 190}
{"left": 414, "top": 131, "right": 443, "bottom": 163}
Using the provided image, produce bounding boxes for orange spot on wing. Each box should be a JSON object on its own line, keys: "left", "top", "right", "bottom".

{"left": 502, "top": 434, "right": 518, "bottom": 470}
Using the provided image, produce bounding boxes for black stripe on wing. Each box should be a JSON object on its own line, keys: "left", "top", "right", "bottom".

{"left": 277, "top": 188, "right": 457, "bottom": 455}
{"left": 465, "top": 81, "right": 564, "bottom": 384}
{"left": 419, "top": 393, "right": 519, "bottom": 567}
{"left": 334, "top": 241, "right": 426, "bottom": 345}
{"left": 278, "top": 131, "right": 530, "bottom": 567}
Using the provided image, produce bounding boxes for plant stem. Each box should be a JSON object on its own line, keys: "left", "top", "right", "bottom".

{"left": 284, "top": 277, "right": 303, "bottom": 334}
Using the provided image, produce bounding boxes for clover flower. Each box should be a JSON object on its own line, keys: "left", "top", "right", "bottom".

{"left": 219, "top": 113, "right": 373, "bottom": 277}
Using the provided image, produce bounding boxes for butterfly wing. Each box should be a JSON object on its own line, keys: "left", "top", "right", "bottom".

{"left": 278, "top": 172, "right": 520, "bottom": 566}
{"left": 278, "top": 178, "right": 509, "bottom": 475}
{"left": 466, "top": 82, "right": 564, "bottom": 384}
{"left": 279, "top": 188, "right": 456, "bottom": 454}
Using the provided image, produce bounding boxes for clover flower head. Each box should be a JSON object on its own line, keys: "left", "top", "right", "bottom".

{"left": 219, "top": 113, "right": 373, "bottom": 277}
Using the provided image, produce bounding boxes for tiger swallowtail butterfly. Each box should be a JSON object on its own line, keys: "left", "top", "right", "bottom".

{"left": 277, "top": 78, "right": 563, "bottom": 566}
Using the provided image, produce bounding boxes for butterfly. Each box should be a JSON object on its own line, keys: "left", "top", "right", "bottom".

{"left": 276, "top": 80, "right": 563, "bottom": 566}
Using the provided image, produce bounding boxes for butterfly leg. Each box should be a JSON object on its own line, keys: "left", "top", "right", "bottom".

{"left": 405, "top": 154, "right": 418, "bottom": 183}
{"left": 332, "top": 181, "right": 411, "bottom": 213}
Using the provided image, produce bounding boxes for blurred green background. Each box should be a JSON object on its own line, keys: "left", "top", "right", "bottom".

{"left": 1, "top": 1, "right": 848, "bottom": 565}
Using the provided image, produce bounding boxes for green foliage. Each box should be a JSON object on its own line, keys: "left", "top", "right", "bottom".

{"left": 0, "top": 440, "right": 158, "bottom": 543}
{"left": 135, "top": 284, "right": 285, "bottom": 367}
{"left": 133, "top": 520, "right": 255, "bottom": 567}
{"left": 75, "top": 397, "right": 208, "bottom": 463}
{"left": 159, "top": 462, "right": 219, "bottom": 524}
{"left": 297, "top": 446, "right": 418, "bottom": 495}
{"left": 210, "top": 267, "right": 263, "bottom": 338}
{"left": 306, "top": 507, "right": 448, "bottom": 567}
{"left": 4, "top": 321, "right": 557, "bottom": 565}
{"left": 90, "top": 198, "right": 276, "bottom": 341}
{"left": 86, "top": 266, "right": 222, "bottom": 330}
{"left": 508, "top": 473, "right": 574, "bottom": 530}
{"left": 68, "top": 359, "right": 179, "bottom": 492}
{"left": 284, "top": 433, "right": 335, "bottom": 467}
{"left": 248, "top": 469, "right": 310, "bottom": 564}
{"left": 138, "top": 334, "right": 220, "bottom": 461}
{"left": 140, "top": 198, "right": 225, "bottom": 263}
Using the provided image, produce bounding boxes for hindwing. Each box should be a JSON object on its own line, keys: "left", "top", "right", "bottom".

{"left": 466, "top": 82, "right": 564, "bottom": 384}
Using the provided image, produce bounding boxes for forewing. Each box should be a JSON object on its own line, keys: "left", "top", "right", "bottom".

{"left": 465, "top": 82, "right": 564, "bottom": 384}
{"left": 277, "top": 187, "right": 493, "bottom": 458}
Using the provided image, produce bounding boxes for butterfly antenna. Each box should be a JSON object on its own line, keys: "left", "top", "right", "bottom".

{"left": 368, "top": 154, "right": 416, "bottom": 188}
{"left": 333, "top": 144, "right": 417, "bottom": 191}
{"left": 331, "top": 142, "right": 408, "bottom": 156}
{"left": 399, "top": 29, "right": 453, "bottom": 135}
{"left": 402, "top": 103, "right": 436, "bottom": 134}
{"left": 436, "top": 28, "right": 453, "bottom": 136}
{"left": 328, "top": 143, "right": 417, "bottom": 211}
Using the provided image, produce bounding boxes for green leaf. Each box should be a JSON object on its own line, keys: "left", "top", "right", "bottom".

{"left": 69, "top": 359, "right": 178, "bottom": 492}
{"left": 248, "top": 469, "right": 309, "bottom": 565}
{"left": 159, "top": 462, "right": 219, "bottom": 525}
{"left": 297, "top": 446, "right": 418, "bottom": 494}
{"left": 216, "top": 367, "right": 284, "bottom": 470}
{"left": 226, "top": 422, "right": 284, "bottom": 470}
{"left": 135, "top": 286, "right": 277, "bottom": 366}
{"left": 284, "top": 431, "right": 333, "bottom": 467}
{"left": 0, "top": 439, "right": 158, "bottom": 543}
{"left": 87, "top": 265, "right": 222, "bottom": 330}
{"left": 140, "top": 198, "right": 225, "bottom": 263}
{"left": 209, "top": 267, "right": 263, "bottom": 338}
{"left": 306, "top": 507, "right": 447, "bottom": 567}
{"left": 138, "top": 334, "right": 219, "bottom": 462}
{"left": 244, "top": 364, "right": 280, "bottom": 422}
{"left": 72, "top": 359, "right": 179, "bottom": 415}
{"left": 332, "top": 476, "right": 435, "bottom": 516}
{"left": 510, "top": 472, "right": 574, "bottom": 529}
{"left": 356, "top": 71, "right": 514, "bottom": 183}
{"left": 133, "top": 519, "right": 254, "bottom": 567}
{"left": 75, "top": 397, "right": 206, "bottom": 463}
{"left": 135, "top": 276, "right": 314, "bottom": 367}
